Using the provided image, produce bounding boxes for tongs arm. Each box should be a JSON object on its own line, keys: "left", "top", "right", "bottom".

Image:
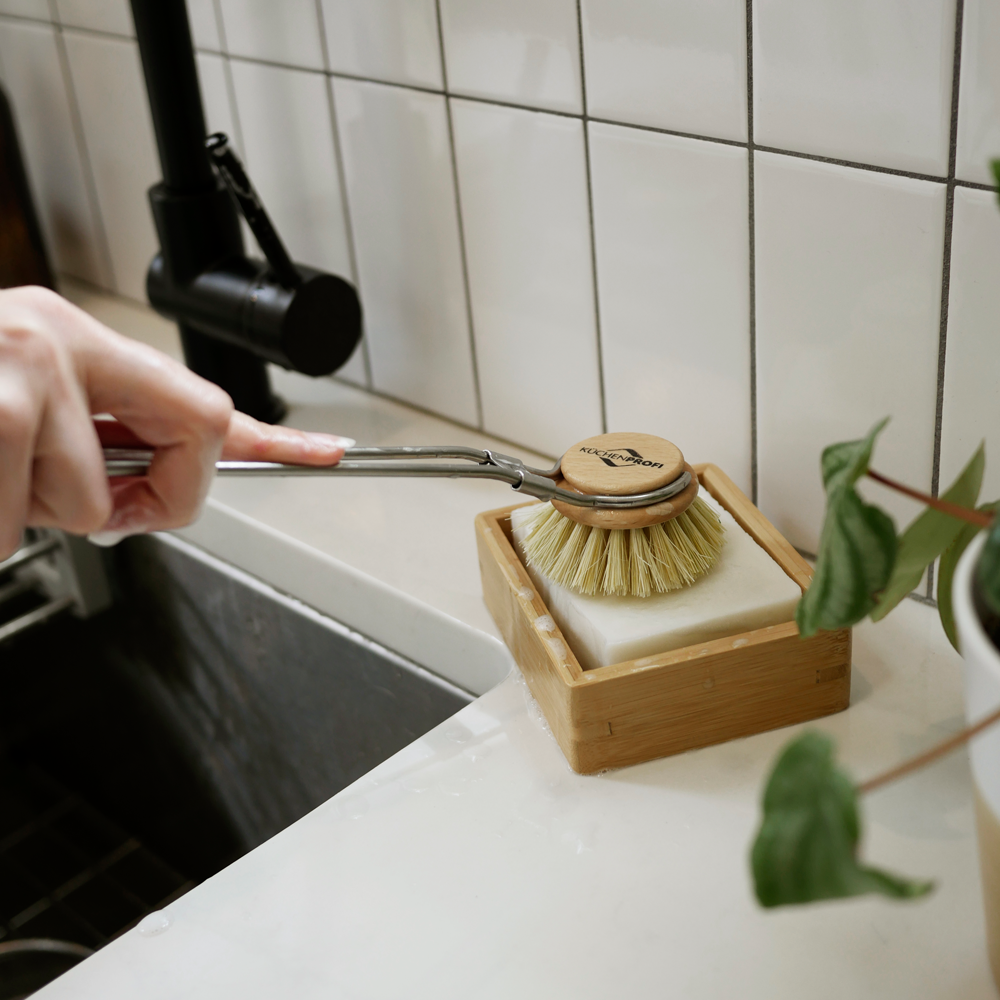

{"left": 103, "top": 445, "right": 690, "bottom": 510}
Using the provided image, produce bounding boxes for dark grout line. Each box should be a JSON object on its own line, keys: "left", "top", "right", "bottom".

{"left": 434, "top": 0, "right": 484, "bottom": 431}
{"left": 226, "top": 49, "right": 442, "bottom": 91}
{"left": 208, "top": 49, "right": 1000, "bottom": 195}
{"left": 210, "top": 0, "right": 228, "bottom": 61}
{"left": 955, "top": 178, "right": 998, "bottom": 191}
{"left": 589, "top": 115, "right": 748, "bottom": 149}
{"left": 44, "top": 20, "right": 135, "bottom": 44}
{"left": 314, "top": 0, "right": 373, "bottom": 389}
{"left": 208, "top": 50, "right": 323, "bottom": 76}
{"left": 50, "top": 14, "right": 117, "bottom": 293}
{"left": 933, "top": 187, "right": 957, "bottom": 498}
{"left": 450, "top": 91, "right": 579, "bottom": 120}
{"left": 746, "top": 0, "right": 758, "bottom": 506}
{"left": 334, "top": 379, "right": 559, "bottom": 463}
{"left": 753, "top": 143, "right": 949, "bottom": 184}
{"left": 213, "top": 2, "right": 246, "bottom": 156}
{"left": 576, "top": 0, "right": 608, "bottom": 434}
{"left": 0, "top": 10, "right": 51, "bottom": 28}
{"left": 947, "top": 0, "right": 964, "bottom": 184}
{"left": 927, "top": 0, "right": 966, "bottom": 598}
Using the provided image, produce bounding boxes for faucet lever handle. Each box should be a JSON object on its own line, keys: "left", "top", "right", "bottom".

{"left": 205, "top": 132, "right": 301, "bottom": 290}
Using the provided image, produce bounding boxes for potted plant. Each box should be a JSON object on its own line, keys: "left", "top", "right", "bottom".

{"left": 749, "top": 161, "right": 1000, "bottom": 987}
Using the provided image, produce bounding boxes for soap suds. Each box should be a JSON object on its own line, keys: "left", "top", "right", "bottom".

{"left": 511, "top": 668, "right": 556, "bottom": 744}
{"left": 534, "top": 615, "right": 556, "bottom": 633}
{"left": 545, "top": 636, "right": 566, "bottom": 659}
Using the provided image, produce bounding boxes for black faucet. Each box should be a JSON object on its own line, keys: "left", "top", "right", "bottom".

{"left": 130, "top": 0, "right": 362, "bottom": 423}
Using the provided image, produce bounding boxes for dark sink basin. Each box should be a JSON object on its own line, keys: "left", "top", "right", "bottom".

{"left": 0, "top": 533, "right": 473, "bottom": 887}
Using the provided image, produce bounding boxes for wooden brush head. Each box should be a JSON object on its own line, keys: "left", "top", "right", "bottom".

{"left": 551, "top": 432, "right": 699, "bottom": 529}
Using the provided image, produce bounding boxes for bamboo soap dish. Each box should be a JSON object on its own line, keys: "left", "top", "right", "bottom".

{"left": 475, "top": 463, "right": 852, "bottom": 774}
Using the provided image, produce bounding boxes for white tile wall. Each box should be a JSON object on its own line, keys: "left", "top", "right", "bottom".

{"left": 334, "top": 78, "right": 477, "bottom": 425}
{"left": 753, "top": 0, "right": 955, "bottom": 175}
{"left": 320, "top": 0, "right": 442, "bottom": 89}
{"left": 940, "top": 187, "right": 1000, "bottom": 502}
{"left": 451, "top": 99, "right": 600, "bottom": 455}
{"left": 54, "top": 0, "right": 134, "bottom": 37}
{"left": 755, "top": 153, "right": 944, "bottom": 552}
{"left": 582, "top": 0, "right": 747, "bottom": 141}
{"left": 956, "top": 0, "right": 1000, "bottom": 186}
{"left": 229, "top": 59, "right": 351, "bottom": 278}
{"left": 3, "top": 1, "right": 998, "bottom": 580}
{"left": 0, "top": 18, "right": 109, "bottom": 285}
{"left": 440, "top": 0, "right": 582, "bottom": 115}
{"left": 60, "top": 29, "right": 159, "bottom": 300}
{"left": 589, "top": 124, "right": 752, "bottom": 493}
{"left": 218, "top": 0, "right": 324, "bottom": 70}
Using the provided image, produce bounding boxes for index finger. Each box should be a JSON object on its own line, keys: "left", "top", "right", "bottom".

{"left": 222, "top": 411, "right": 354, "bottom": 465}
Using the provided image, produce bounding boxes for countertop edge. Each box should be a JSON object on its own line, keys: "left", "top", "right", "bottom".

{"left": 172, "top": 497, "right": 514, "bottom": 696}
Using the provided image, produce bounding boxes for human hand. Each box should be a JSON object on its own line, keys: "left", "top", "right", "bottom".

{"left": 0, "top": 286, "right": 353, "bottom": 559}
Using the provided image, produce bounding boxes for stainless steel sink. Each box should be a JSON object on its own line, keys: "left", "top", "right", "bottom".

{"left": 0, "top": 534, "right": 473, "bottom": 885}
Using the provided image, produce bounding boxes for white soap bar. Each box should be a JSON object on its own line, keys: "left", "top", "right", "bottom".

{"left": 510, "top": 490, "right": 802, "bottom": 671}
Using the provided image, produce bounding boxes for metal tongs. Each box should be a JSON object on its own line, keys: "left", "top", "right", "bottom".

{"left": 104, "top": 446, "right": 691, "bottom": 510}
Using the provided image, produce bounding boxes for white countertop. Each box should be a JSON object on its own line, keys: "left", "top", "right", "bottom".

{"left": 38, "top": 602, "right": 994, "bottom": 998}
{"left": 46, "top": 283, "right": 997, "bottom": 997}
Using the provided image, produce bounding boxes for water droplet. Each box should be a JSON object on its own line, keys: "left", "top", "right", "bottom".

{"left": 345, "top": 799, "right": 369, "bottom": 820}
{"left": 731, "top": 637, "right": 749, "bottom": 648}
{"left": 137, "top": 911, "right": 172, "bottom": 937}
{"left": 444, "top": 728, "right": 470, "bottom": 744}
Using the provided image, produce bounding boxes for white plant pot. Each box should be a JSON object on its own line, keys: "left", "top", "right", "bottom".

{"left": 954, "top": 533, "right": 1000, "bottom": 987}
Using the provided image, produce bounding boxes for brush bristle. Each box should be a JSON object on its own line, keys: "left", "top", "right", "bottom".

{"left": 517, "top": 497, "right": 725, "bottom": 598}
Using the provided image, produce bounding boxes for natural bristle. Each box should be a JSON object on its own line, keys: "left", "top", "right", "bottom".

{"left": 517, "top": 497, "right": 725, "bottom": 598}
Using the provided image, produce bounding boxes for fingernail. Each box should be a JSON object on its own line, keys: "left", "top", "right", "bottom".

{"left": 87, "top": 530, "right": 130, "bottom": 548}
{"left": 308, "top": 434, "right": 355, "bottom": 449}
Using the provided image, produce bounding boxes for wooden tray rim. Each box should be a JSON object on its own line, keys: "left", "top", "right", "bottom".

{"left": 476, "top": 462, "right": 815, "bottom": 690}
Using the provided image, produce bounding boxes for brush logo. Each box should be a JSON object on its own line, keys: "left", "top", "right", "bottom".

{"left": 577, "top": 446, "right": 664, "bottom": 470}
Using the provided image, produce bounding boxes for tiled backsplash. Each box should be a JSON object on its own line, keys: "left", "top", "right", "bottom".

{"left": 1, "top": 0, "right": 999, "bottom": 586}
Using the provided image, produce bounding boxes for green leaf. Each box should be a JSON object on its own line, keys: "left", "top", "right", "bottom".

{"left": 870, "top": 442, "right": 985, "bottom": 622}
{"left": 977, "top": 516, "right": 1000, "bottom": 618}
{"left": 938, "top": 499, "right": 1000, "bottom": 651}
{"left": 796, "top": 419, "right": 898, "bottom": 637}
{"left": 751, "top": 732, "right": 934, "bottom": 907}
{"left": 992, "top": 160, "right": 1000, "bottom": 208}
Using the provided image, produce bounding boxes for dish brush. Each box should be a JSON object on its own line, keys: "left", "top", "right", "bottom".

{"left": 103, "top": 430, "right": 722, "bottom": 599}
{"left": 513, "top": 433, "right": 724, "bottom": 598}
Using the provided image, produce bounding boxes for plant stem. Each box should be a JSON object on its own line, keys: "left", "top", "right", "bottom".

{"left": 859, "top": 703, "right": 1000, "bottom": 795}
{"left": 867, "top": 469, "right": 994, "bottom": 528}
